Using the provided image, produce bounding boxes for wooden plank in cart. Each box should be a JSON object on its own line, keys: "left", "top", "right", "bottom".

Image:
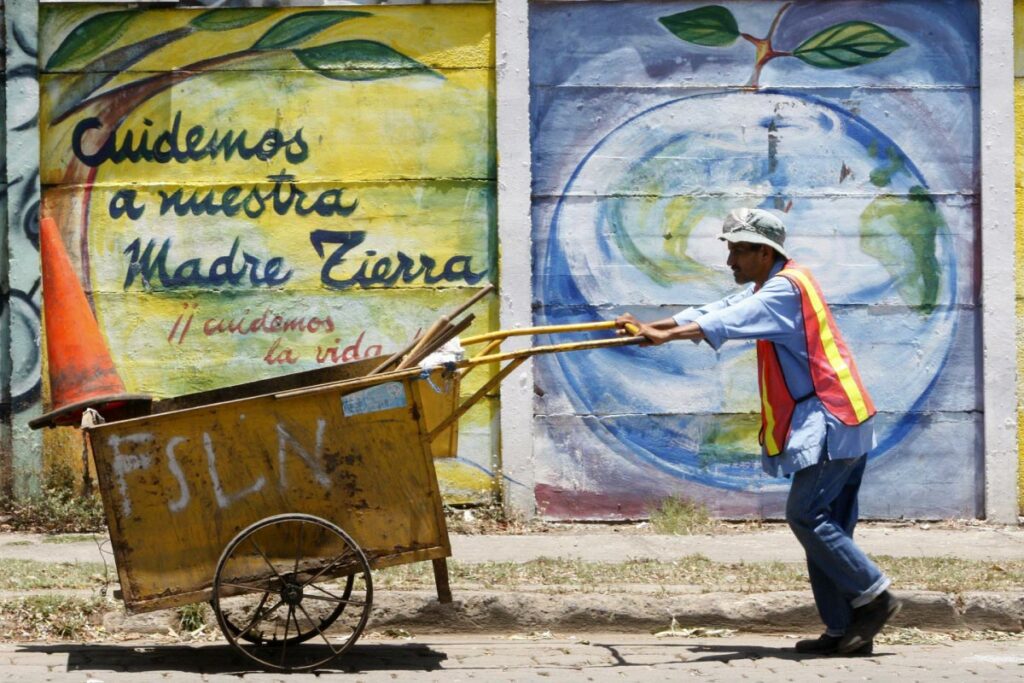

{"left": 86, "top": 374, "right": 452, "bottom": 613}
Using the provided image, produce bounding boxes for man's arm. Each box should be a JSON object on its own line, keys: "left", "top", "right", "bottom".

{"left": 618, "top": 287, "right": 754, "bottom": 344}
{"left": 614, "top": 276, "right": 799, "bottom": 349}
{"left": 671, "top": 287, "right": 753, "bottom": 326}
{"left": 692, "top": 277, "right": 801, "bottom": 350}
{"left": 615, "top": 313, "right": 704, "bottom": 345}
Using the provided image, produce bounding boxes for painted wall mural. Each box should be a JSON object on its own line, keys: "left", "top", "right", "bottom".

{"left": 531, "top": 1, "right": 980, "bottom": 519}
{"left": 38, "top": 4, "right": 497, "bottom": 503}
{"left": 2, "top": 0, "right": 44, "bottom": 498}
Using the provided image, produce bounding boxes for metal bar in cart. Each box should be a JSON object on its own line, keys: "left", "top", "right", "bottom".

{"left": 370, "top": 284, "right": 496, "bottom": 375}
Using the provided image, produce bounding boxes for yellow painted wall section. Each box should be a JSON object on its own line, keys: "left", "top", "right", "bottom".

{"left": 37, "top": 5, "right": 498, "bottom": 503}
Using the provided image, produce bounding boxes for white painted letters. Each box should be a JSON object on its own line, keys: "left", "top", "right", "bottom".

{"left": 165, "top": 436, "right": 191, "bottom": 513}
{"left": 203, "top": 432, "right": 265, "bottom": 508}
{"left": 108, "top": 433, "right": 154, "bottom": 517}
{"left": 277, "top": 419, "right": 331, "bottom": 490}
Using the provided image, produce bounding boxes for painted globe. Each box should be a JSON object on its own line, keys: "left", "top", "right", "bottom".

{"left": 539, "top": 90, "right": 956, "bottom": 492}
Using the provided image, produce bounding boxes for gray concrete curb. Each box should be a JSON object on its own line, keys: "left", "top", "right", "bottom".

{"left": 370, "top": 590, "right": 1024, "bottom": 633}
{"left": 98, "top": 590, "right": 1024, "bottom": 636}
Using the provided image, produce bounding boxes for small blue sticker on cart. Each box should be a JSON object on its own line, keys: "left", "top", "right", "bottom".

{"left": 342, "top": 382, "right": 407, "bottom": 416}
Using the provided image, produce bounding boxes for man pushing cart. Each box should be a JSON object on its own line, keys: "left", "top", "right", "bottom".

{"left": 31, "top": 209, "right": 898, "bottom": 671}
{"left": 616, "top": 208, "right": 900, "bottom": 657}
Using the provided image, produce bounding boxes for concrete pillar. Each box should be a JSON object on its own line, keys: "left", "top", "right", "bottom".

{"left": 496, "top": 0, "right": 536, "bottom": 518}
{"left": 980, "top": 0, "right": 1019, "bottom": 523}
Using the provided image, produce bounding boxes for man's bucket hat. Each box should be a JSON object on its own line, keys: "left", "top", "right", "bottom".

{"left": 719, "top": 208, "right": 788, "bottom": 258}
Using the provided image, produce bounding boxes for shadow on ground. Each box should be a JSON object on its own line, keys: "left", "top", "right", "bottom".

{"left": 674, "top": 642, "right": 894, "bottom": 664}
{"left": 17, "top": 642, "right": 448, "bottom": 674}
{"left": 587, "top": 640, "right": 894, "bottom": 667}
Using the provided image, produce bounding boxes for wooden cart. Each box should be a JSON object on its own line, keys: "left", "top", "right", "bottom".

{"left": 83, "top": 315, "right": 640, "bottom": 672}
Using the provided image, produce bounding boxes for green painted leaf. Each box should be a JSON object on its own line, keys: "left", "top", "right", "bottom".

{"left": 46, "top": 10, "right": 140, "bottom": 69}
{"left": 191, "top": 9, "right": 276, "bottom": 32}
{"left": 294, "top": 40, "right": 440, "bottom": 81}
{"left": 50, "top": 26, "right": 193, "bottom": 124}
{"left": 793, "top": 21, "right": 908, "bottom": 69}
{"left": 251, "top": 10, "right": 370, "bottom": 51}
{"left": 658, "top": 6, "right": 739, "bottom": 47}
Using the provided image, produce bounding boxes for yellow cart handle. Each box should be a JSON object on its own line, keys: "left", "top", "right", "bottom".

{"left": 461, "top": 320, "right": 641, "bottom": 346}
{"left": 423, "top": 322, "right": 645, "bottom": 443}
{"left": 456, "top": 320, "right": 644, "bottom": 394}
{"left": 274, "top": 321, "right": 645, "bottom": 406}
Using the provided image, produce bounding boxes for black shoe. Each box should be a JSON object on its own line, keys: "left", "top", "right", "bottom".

{"left": 838, "top": 590, "right": 902, "bottom": 654}
{"left": 795, "top": 633, "right": 873, "bottom": 656}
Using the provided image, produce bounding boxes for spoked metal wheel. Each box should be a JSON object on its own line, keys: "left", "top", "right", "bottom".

{"left": 211, "top": 513, "right": 373, "bottom": 672}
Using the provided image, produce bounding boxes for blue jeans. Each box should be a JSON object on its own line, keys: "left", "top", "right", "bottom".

{"left": 786, "top": 453, "right": 890, "bottom": 635}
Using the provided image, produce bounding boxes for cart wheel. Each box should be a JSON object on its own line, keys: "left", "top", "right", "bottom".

{"left": 212, "top": 573, "right": 357, "bottom": 646}
{"left": 211, "top": 513, "right": 373, "bottom": 672}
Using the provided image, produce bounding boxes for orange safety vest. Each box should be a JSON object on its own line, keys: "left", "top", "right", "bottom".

{"left": 757, "top": 261, "right": 876, "bottom": 456}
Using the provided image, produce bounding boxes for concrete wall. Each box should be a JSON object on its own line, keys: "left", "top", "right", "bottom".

{"left": 1, "top": 0, "right": 1019, "bottom": 522}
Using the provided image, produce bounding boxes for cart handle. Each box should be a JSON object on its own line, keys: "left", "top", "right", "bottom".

{"left": 461, "top": 329, "right": 643, "bottom": 368}
{"left": 461, "top": 320, "right": 639, "bottom": 346}
{"left": 459, "top": 321, "right": 641, "bottom": 380}
{"left": 422, "top": 324, "right": 644, "bottom": 442}
{"left": 272, "top": 322, "right": 644, "bottom": 403}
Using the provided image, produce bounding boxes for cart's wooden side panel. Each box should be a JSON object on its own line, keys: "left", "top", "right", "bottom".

{"left": 414, "top": 373, "right": 460, "bottom": 458}
{"left": 88, "top": 378, "right": 451, "bottom": 612}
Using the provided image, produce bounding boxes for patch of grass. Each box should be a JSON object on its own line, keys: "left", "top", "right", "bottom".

{"left": 6, "top": 541, "right": 33, "bottom": 546}
{"left": 176, "top": 602, "right": 211, "bottom": 634}
{"left": 0, "top": 559, "right": 107, "bottom": 591}
{"left": 41, "top": 534, "right": 96, "bottom": 544}
{"left": 0, "top": 595, "right": 106, "bottom": 640}
{"left": 436, "top": 503, "right": 777, "bottom": 536}
{"left": 648, "top": 496, "right": 718, "bottom": 535}
{"left": 377, "top": 556, "right": 805, "bottom": 593}
{"left": 375, "top": 555, "right": 1024, "bottom": 594}
{"left": 443, "top": 504, "right": 543, "bottom": 535}
{"left": 1, "top": 487, "right": 105, "bottom": 534}
{"left": 879, "top": 556, "right": 1024, "bottom": 594}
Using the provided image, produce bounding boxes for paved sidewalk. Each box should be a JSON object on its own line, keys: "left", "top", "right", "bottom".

{"left": 3, "top": 634, "right": 1023, "bottom": 682}
{"left": 450, "top": 524, "right": 1024, "bottom": 564}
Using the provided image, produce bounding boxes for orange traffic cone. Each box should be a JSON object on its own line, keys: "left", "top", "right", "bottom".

{"left": 29, "top": 217, "right": 150, "bottom": 430}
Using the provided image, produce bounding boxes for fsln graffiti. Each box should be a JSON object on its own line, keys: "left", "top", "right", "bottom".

{"left": 106, "top": 416, "right": 366, "bottom": 516}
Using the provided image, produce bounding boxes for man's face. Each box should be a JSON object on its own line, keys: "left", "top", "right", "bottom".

{"left": 726, "top": 242, "right": 772, "bottom": 284}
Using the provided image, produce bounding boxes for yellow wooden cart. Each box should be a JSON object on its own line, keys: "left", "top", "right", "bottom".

{"left": 83, "top": 311, "right": 640, "bottom": 672}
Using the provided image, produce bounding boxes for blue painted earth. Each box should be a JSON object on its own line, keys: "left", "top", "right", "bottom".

{"left": 539, "top": 90, "right": 957, "bottom": 492}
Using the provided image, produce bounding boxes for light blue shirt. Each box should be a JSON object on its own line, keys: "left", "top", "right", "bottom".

{"left": 672, "top": 260, "right": 876, "bottom": 477}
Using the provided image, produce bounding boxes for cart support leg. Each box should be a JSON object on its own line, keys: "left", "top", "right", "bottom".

{"left": 432, "top": 558, "right": 453, "bottom": 603}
